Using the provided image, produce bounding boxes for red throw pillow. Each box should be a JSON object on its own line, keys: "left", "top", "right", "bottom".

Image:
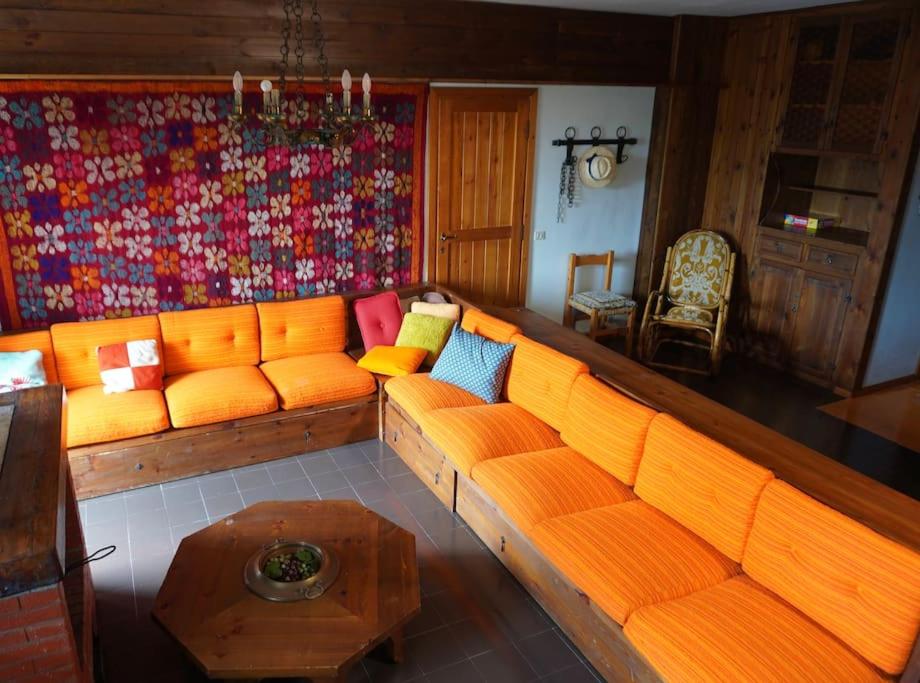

{"left": 354, "top": 291, "right": 404, "bottom": 351}
{"left": 97, "top": 339, "right": 163, "bottom": 394}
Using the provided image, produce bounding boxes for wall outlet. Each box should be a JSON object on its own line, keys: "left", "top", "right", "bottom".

{"left": 534, "top": 231, "right": 547, "bottom": 241}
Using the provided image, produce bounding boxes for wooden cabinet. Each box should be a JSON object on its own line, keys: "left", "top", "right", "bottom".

{"left": 779, "top": 11, "right": 907, "bottom": 155}
{"left": 749, "top": 228, "right": 858, "bottom": 383}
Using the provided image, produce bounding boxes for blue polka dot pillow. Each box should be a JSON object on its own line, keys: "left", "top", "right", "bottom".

{"left": 430, "top": 324, "right": 515, "bottom": 404}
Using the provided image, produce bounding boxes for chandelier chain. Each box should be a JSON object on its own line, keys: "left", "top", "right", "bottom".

{"left": 279, "top": 0, "right": 293, "bottom": 93}
{"left": 294, "top": 0, "right": 305, "bottom": 85}
{"left": 310, "top": 0, "right": 331, "bottom": 88}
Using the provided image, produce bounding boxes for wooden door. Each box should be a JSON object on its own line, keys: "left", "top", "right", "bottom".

{"left": 748, "top": 258, "right": 800, "bottom": 360}
{"left": 427, "top": 88, "right": 537, "bottom": 306}
{"left": 786, "top": 271, "right": 852, "bottom": 379}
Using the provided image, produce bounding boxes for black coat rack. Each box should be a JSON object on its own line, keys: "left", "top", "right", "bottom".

{"left": 552, "top": 126, "right": 637, "bottom": 164}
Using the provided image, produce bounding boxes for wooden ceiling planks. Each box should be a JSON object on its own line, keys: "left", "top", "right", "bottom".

{"left": 0, "top": 0, "right": 673, "bottom": 84}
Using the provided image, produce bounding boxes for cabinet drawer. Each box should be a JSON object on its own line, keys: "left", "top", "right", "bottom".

{"left": 757, "top": 235, "right": 804, "bottom": 262}
{"left": 805, "top": 246, "right": 858, "bottom": 275}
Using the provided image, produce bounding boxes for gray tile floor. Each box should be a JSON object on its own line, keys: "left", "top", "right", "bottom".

{"left": 80, "top": 440, "right": 602, "bottom": 683}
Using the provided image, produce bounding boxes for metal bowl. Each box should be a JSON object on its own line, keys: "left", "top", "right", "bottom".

{"left": 244, "top": 539, "right": 339, "bottom": 602}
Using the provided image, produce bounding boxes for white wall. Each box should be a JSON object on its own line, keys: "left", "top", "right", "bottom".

{"left": 863, "top": 155, "right": 920, "bottom": 386}
{"left": 428, "top": 83, "right": 655, "bottom": 322}
{"left": 526, "top": 85, "right": 654, "bottom": 321}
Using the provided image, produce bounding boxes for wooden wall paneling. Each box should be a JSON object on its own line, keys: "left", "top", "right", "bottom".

{"left": 633, "top": 16, "right": 726, "bottom": 305}
{"left": 834, "top": 7, "right": 920, "bottom": 390}
{"left": 0, "top": 1, "right": 672, "bottom": 84}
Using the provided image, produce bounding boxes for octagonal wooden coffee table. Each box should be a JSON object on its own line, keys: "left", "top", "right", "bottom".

{"left": 153, "top": 500, "right": 420, "bottom": 681}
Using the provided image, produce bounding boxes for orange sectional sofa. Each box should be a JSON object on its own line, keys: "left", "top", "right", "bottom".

{"left": 383, "top": 308, "right": 920, "bottom": 683}
{"left": 0, "top": 295, "right": 378, "bottom": 496}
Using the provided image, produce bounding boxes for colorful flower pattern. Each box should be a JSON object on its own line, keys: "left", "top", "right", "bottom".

{"left": 0, "top": 85, "right": 422, "bottom": 327}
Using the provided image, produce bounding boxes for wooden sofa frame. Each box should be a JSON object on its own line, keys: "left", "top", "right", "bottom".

{"left": 384, "top": 394, "right": 920, "bottom": 683}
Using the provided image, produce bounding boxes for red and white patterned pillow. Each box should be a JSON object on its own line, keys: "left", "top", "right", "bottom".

{"left": 97, "top": 339, "right": 163, "bottom": 394}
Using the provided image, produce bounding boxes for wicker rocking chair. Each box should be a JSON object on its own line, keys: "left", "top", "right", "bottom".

{"left": 638, "top": 230, "right": 735, "bottom": 375}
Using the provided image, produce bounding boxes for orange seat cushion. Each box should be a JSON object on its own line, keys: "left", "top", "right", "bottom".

{"left": 460, "top": 309, "right": 521, "bottom": 343}
{"left": 561, "top": 374, "right": 657, "bottom": 485}
{"left": 256, "top": 296, "right": 346, "bottom": 362}
{"left": 0, "top": 330, "right": 59, "bottom": 383}
{"left": 260, "top": 353, "right": 375, "bottom": 410}
{"left": 635, "top": 414, "right": 773, "bottom": 562}
{"left": 505, "top": 334, "right": 588, "bottom": 431}
{"left": 385, "top": 372, "right": 485, "bottom": 423}
{"left": 471, "top": 447, "right": 635, "bottom": 531}
{"left": 624, "top": 576, "right": 886, "bottom": 683}
{"left": 530, "top": 501, "right": 738, "bottom": 625}
{"left": 418, "top": 403, "right": 563, "bottom": 477}
{"left": 158, "top": 305, "right": 260, "bottom": 375}
{"left": 51, "top": 315, "right": 162, "bottom": 389}
{"left": 743, "top": 480, "right": 920, "bottom": 675}
{"left": 164, "top": 366, "right": 278, "bottom": 428}
{"left": 66, "top": 385, "right": 169, "bottom": 447}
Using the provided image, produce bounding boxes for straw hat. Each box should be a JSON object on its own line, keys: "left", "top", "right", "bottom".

{"left": 577, "top": 145, "right": 617, "bottom": 188}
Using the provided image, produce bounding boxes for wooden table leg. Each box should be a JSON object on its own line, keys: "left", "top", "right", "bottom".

{"left": 377, "top": 381, "right": 385, "bottom": 442}
{"left": 381, "top": 627, "right": 405, "bottom": 663}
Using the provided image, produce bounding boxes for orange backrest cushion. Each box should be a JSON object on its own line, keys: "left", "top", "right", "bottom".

{"left": 561, "top": 375, "right": 657, "bottom": 486}
{"left": 256, "top": 296, "right": 346, "bottom": 361}
{"left": 50, "top": 316, "right": 162, "bottom": 389}
{"left": 460, "top": 309, "right": 521, "bottom": 343}
{"left": 506, "top": 334, "right": 589, "bottom": 432}
{"left": 635, "top": 414, "right": 773, "bottom": 562}
{"left": 744, "top": 480, "right": 920, "bottom": 675}
{"left": 0, "top": 330, "right": 59, "bottom": 384}
{"left": 158, "top": 305, "right": 259, "bottom": 375}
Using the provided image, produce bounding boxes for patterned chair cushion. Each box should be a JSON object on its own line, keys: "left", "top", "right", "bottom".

{"left": 569, "top": 290, "right": 637, "bottom": 315}
{"left": 661, "top": 306, "right": 714, "bottom": 327}
{"left": 667, "top": 231, "right": 731, "bottom": 308}
{"left": 430, "top": 324, "right": 515, "bottom": 404}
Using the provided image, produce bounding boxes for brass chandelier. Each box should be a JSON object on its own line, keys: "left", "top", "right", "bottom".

{"left": 228, "top": 0, "right": 375, "bottom": 147}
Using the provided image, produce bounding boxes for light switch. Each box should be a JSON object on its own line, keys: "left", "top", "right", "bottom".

{"left": 534, "top": 231, "right": 546, "bottom": 241}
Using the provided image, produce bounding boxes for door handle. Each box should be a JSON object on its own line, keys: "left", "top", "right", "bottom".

{"left": 440, "top": 232, "right": 457, "bottom": 242}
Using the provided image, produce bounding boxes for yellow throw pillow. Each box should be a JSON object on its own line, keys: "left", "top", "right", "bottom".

{"left": 357, "top": 345, "right": 428, "bottom": 377}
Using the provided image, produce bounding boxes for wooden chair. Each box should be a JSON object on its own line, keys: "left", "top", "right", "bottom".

{"left": 638, "top": 229, "right": 736, "bottom": 375}
{"left": 563, "top": 251, "right": 638, "bottom": 356}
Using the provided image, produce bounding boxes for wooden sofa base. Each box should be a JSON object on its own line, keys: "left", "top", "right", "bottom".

{"left": 382, "top": 397, "right": 659, "bottom": 682}
{"left": 70, "top": 396, "right": 378, "bottom": 499}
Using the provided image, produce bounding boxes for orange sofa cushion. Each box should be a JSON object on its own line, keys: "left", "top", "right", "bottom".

{"left": 561, "top": 374, "right": 657, "bottom": 485}
{"left": 624, "top": 576, "right": 886, "bottom": 683}
{"left": 385, "top": 373, "right": 485, "bottom": 423}
{"left": 505, "top": 334, "right": 588, "bottom": 431}
{"left": 164, "top": 366, "right": 278, "bottom": 428}
{"left": 635, "top": 414, "right": 773, "bottom": 562}
{"left": 260, "top": 352, "right": 375, "bottom": 410}
{"left": 256, "top": 296, "right": 346, "bottom": 362}
{"left": 159, "top": 305, "right": 259, "bottom": 375}
{"left": 51, "top": 316, "right": 162, "bottom": 389}
{"left": 531, "top": 501, "right": 738, "bottom": 625}
{"left": 418, "top": 403, "right": 563, "bottom": 477}
{"left": 743, "top": 480, "right": 920, "bottom": 675}
{"left": 0, "top": 330, "right": 59, "bottom": 384}
{"left": 460, "top": 309, "right": 521, "bottom": 343}
{"left": 66, "top": 385, "right": 169, "bottom": 447}
{"left": 471, "top": 447, "right": 635, "bottom": 531}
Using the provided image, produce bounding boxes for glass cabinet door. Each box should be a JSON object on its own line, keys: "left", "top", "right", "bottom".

{"left": 781, "top": 19, "right": 842, "bottom": 150}
{"left": 829, "top": 16, "right": 903, "bottom": 154}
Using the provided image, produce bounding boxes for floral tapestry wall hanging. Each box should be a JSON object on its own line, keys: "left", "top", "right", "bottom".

{"left": 0, "top": 81, "right": 426, "bottom": 329}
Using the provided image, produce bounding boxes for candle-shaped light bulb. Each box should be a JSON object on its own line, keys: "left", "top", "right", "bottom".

{"left": 260, "top": 79, "right": 272, "bottom": 109}
{"left": 341, "top": 69, "right": 352, "bottom": 111}
{"left": 232, "top": 71, "right": 243, "bottom": 111}
{"left": 362, "top": 72, "right": 371, "bottom": 110}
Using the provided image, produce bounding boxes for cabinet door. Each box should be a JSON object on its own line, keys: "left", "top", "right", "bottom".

{"left": 780, "top": 18, "right": 842, "bottom": 150}
{"left": 827, "top": 14, "right": 905, "bottom": 154}
{"left": 748, "top": 259, "right": 800, "bottom": 360}
{"left": 787, "top": 272, "right": 851, "bottom": 379}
